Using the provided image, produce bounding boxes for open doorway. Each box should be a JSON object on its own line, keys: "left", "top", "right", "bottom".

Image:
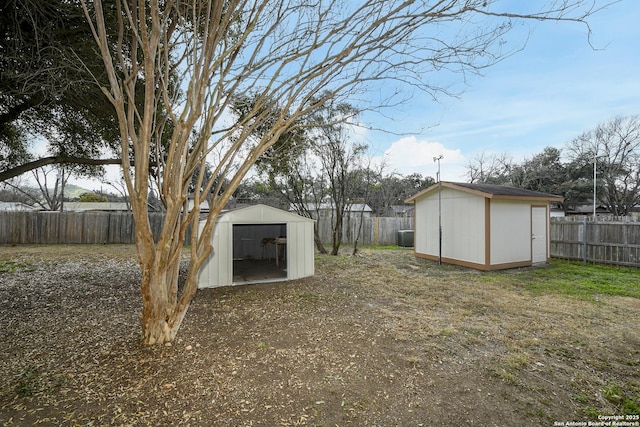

{"left": 232, "top": 223, "right": 287, "bottom": 284}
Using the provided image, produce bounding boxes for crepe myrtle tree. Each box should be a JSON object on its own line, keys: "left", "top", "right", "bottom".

{"left": 80, "top": 0, "right": 604, "bottom": 344}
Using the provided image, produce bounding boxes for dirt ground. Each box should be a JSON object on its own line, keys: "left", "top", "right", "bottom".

{"left": 0, "top": 245, "right": 639, "bottom": 426}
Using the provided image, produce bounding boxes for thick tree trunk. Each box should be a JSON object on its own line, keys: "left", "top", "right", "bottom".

{"left": 139, "top": 259, "right": 174, "bottom": 345}
{"left": 137, "top": 211, "right": 213, "bottom": 345}
{"left": 141, "top": 300, "right": 175, "bottom": 345}
{"left": 139, "top": 259, "right": 192, "bottom": 345}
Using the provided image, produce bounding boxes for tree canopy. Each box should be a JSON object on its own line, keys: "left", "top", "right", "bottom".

{"left": 0, "top": 0, "right": 159, "bottom": 181}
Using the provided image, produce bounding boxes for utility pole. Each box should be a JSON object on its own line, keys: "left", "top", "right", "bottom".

{"left": 593, "top": 154, "right": 597, "bottom": 217}
{"left": 433, "top": 155, "right": 443, "bottom": 265}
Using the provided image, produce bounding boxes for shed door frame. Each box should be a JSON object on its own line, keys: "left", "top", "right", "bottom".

{"left": 232, "top": 222, "right": 288, "bottom": 284}
{"left": 531, "top": 205, "right": 548, "bottom": 264}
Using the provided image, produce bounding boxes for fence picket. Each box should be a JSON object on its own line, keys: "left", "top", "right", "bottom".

{"left": 550, "top": 217, "right": 640, "bottom": 267}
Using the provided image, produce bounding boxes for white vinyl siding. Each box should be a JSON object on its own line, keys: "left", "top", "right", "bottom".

{"left": 490, "top": 200, "right": 531, "bottom": 264}
{"left": 415, "top": 188, "right": 485, "bottom": 264}
{"left": 443, "top": 188, "right": 485, "bottom": 264}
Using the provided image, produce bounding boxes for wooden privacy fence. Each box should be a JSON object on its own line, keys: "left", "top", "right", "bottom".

{"left": 0, "top": 211, "right": 412, "bottom": 246}
{"left": 315, "top": 215, "right": 414, "bottom": 246}
{"left": 2, "top": 212, "right": 639, "bottom": 268}
{"left": 0, "top": 211, "right": 173, "bottom": 244}
{"left": 550, "top": 216, "right": 640, "bottom": 267}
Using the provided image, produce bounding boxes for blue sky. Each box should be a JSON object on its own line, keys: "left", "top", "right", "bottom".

{"left": 362, "top": 0, "right": 640, "bottom": 183}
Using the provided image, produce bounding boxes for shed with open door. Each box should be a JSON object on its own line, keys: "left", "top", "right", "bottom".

{"left": 198, "top": 204, "right": 315, "bottom": 288}
{"left": 405, "top": 182, "right": 563, "bottom": 270}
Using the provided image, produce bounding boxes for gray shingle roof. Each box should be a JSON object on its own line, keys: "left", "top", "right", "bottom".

{"left": 405, "top": 181, "right": 564, "bottom": 202}
{"left": 449, "top": 182, "right": 562, "bottom": 198}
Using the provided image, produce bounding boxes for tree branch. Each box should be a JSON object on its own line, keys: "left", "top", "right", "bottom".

{"left": 0, "top": 156, "right": 125, "bottom": 182}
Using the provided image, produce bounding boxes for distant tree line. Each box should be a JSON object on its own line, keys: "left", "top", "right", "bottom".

{"left": 464, "top": 115, "right": 640, "bottom": 216}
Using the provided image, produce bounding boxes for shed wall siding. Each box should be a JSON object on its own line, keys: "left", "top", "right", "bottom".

{"left": 414, "top": 196, "right": 437, "bottom": 256}
{"left": 490, "top": 200, "right": 531, "bottom": 264}
{"left": 198, "top": 221, "right": 233, "bottom": 288}
{"left": 414, "top": 188, "right": 485, "bottom": 264}
{"left": 287, "top": 221, "right": 315, "bottom": 279}
{"left": 444, "top": 188, "right": 485, "bottom": 264}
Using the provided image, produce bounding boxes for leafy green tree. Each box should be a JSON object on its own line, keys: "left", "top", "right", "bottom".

{"left": 509, "top": 146, "right": 578, "bottom": 206}
{"left": 79, "top": 192, "right": 109, "bottom": 202}
{"left": 465, "top": 148, "right": 590, "bottom": 210}
{"left": 0, "top": 0, "right": 122, "bottom": 177}
{"left": 0, "top": 0, "right": 177, "bottom": 183}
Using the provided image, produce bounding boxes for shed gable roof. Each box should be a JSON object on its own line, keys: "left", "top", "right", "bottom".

{"left": 218, "top": 204, "right": 315, "bottom": 223}
{"left": 405, "top": 181, "right": 564, "bottom": 203}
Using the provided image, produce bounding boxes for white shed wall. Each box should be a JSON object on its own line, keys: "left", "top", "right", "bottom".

{"left": 287, "top": 221, "right": 315, "bottom": 279}
{"left": 490, "top": 200, "right": 531, "bottom": 264}
{"left": 414, "top": 196, "right": 437, "bottom": 256}
{"left": 443, "top": 188, "right": 485, "bottom": 264}
{"left": 198, "top": 220, "right": 233, "bottom": 288}
{"left": 414, "top": 188, "right": 485, "bottom": 264}
{"left": 197, "top": 205, "right": 315, "bottom": 288}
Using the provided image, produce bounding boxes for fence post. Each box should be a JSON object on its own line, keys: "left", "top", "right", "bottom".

{"left": 582, "top": 216, "right": 587, "bottom": 263}
{"left": 374, "top": 217, "right": 379, "bottom": 246}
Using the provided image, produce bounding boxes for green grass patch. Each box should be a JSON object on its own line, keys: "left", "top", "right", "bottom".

{"left": 14, "top": 365, "right": 44, "bottom": 397}
{"left": 603, "top": 383, "right": 640, "bottom": 415}
{"left": 362, "top": 244, "right": 409, "bottom": 250}
{"left": 486, "top": 260, "right": 640, "bottom": 300}
{"left": 0, "top": 259, "right": 33, "bottom": 273}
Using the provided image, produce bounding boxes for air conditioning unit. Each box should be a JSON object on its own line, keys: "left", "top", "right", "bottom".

{"left": 397, "top": 230, "right": 414, "bottom": 247}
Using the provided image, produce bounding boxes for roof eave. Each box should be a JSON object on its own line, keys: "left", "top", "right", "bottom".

{"left": 405, "top": 181, "right": 565, "bottom": 203}
{"left": 404, "top": 183, "right": 439, "bottom": 203}
{"left": 492, "top": 194, "right": 565, "bottom": 202}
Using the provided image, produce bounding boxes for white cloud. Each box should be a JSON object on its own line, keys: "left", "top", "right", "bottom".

{"left": 376, "top": 136, "right": 468, "bottom": 181}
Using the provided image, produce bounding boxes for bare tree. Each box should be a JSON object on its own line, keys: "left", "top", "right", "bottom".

{"left": 309, "top": 102, "right": 367, "bottom": 255}
{"left": 566, "top": 115, "right": 640, "bottom": 215}
{"left": 464, "top": 151, "right": 513, "bottom": 184}
{"left": 0, "top": 176, "right": 40, "bottom": 206}
{"left": 103, "top": 178, "right": 132, "bottom": 211}
{"left": 256, "top": 145, "right": 330, "bottom": 253}
{"left": 79, "top": 0, "right": 603, "bottom": 344}
{"left": 2, "top": 165, "right": 74, "bottom": 211}
{"left": 352, "top": 158, "right": 380, "bottom": 255}
{"left": 320, "top": 138, "right": 367, "bottom": 256}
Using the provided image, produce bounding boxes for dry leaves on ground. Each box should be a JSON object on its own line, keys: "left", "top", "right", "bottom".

{"left": 0, "top": 245, "right": 638, "bottom": 426}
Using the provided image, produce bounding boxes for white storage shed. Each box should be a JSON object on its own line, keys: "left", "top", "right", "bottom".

{"left": 405, "top": 182, "right": 564, "bottom": 271}
{"left": 198, "top": 204, "right": 315, "bottom": 288}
